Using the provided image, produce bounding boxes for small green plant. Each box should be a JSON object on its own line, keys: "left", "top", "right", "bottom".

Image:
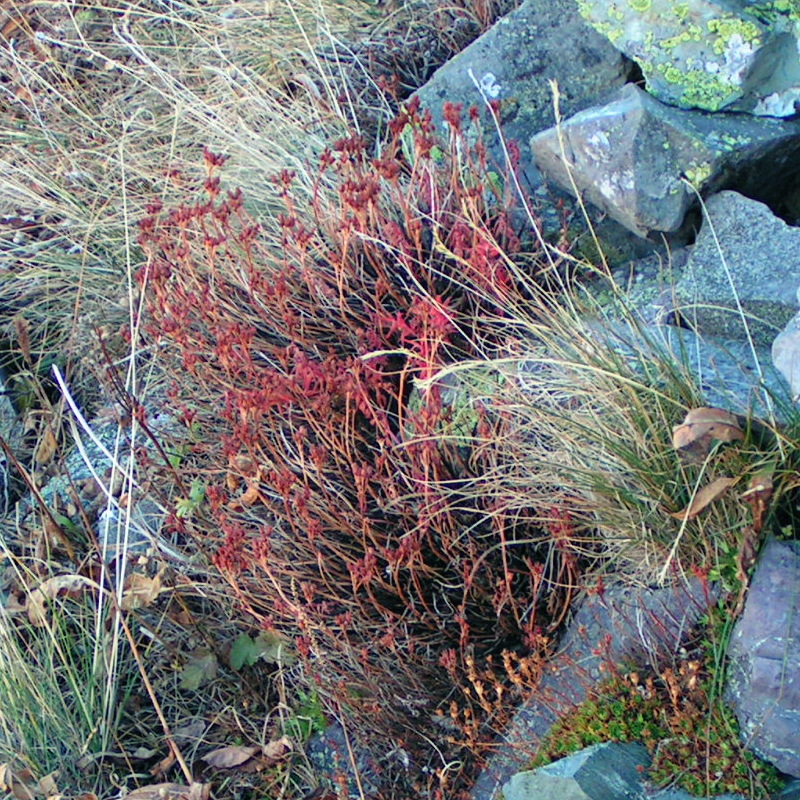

{"left": 175, "top": 478, "right": 206, "bottom": 519}
{"left": 229, "top": 631, "right": 298, "bottom": 670}
{"left": 286, "top": 689, "right": 328, "bottom": 742}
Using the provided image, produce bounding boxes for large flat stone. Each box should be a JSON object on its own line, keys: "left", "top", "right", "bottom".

{"left": 725, "top": 538, "right": 800, "bottom": 778}
{"left": 674, "top": 191, "right": 800, "bottom": 343}
{"left": 502, "top": 742, "right": 650, "bottom": 800}
{"left": 414, "top": 0, "right": 630, "bottom": 175}
{"left": 412, "top": 0, "right": 662, "bottom": 265}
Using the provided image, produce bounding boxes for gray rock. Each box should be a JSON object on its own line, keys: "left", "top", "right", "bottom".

{"left": 412, "top": 0, "right": 664, "bottom": 265}
{"left": 673, "top": 191, "right": 800, "bottom": 342}
{"left": 97, "top": 496, "right": 165, "bottom": 560}
{"left": 576, "top": 0, "right": 800, "bottom": 117}
{"left": 584, "top": 315, "right": 791, "bottom": 420}
{"left": 414, "top": 0, "right": 630, "bottom": 175}
{"left": 471, "top": 579, "right": 714, "bottom": 798}
{"left": 778, "top": 779, "right": 800, "bottom": 800}
{"left": 530, "top": 84, "right": 800, "bottom": 238}
{"left": 306, "top": 721, "right": 383, "bottom": 799}
{"left": 19, "top": 399, "right": 173, "bottom": 561}
{"left": 502, "top": 742, "right": 650, "bottom": 800}
{"left": 772, "top": 309, "right": 800, "bottom": 399}
{"left": 725, "top": 537, "right": 800, "bottom": 778}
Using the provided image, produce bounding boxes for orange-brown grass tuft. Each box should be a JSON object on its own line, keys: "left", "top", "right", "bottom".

{"left": 135, "top": 101, "right": 576, "bottom": 796}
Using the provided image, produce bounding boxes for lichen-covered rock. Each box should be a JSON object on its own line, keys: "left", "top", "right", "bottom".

{"left": 412, "top": 0, "right": 664, "bottom": 266}
{"left": 725, "top": 537, "right": 800, "bottom": 778}
{"left": 673, "top": 191, "right": 800, "bottom": 342}
{"left": 530, "top": 84, "right": 800, "bottom": 237}
{"left": 414, "top": 0, "right": 630, "bottom": 166}
{"left": 576, "top": 0, "right": 800, "bottom": 117}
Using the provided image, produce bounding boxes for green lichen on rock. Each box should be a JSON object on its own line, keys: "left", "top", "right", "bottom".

{"left": 683, "top": 160, "right": 712, "bottom": 188}
{"left": 708, "top": 16, "right": 762, "bottom": 53}
{"left": 678, "top": 70, "right": 741, "bottom": 110}
{"left": 749, "top": 0, "right": 800, "bottom": 25}
{"left": 576, "top": 0, "right": 774, "bottom": 112}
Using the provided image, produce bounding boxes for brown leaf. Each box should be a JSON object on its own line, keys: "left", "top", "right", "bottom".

{"left": 38, "top": 772, "right": 58, "bottom": 796}
{"left": 262, "top": 736, "right": 292, "bottom": 766}
{"left": 121, "top": 783, "right": 209, "bottom": 800}
{"left": 35, "top": 426, "right": 58, "bottom": 466}
{"left": 120, "top": 572, "right": 164, "bottom": 611}
{"left": 239, "top": 483, "right": 260, "bottom": 506}
{"left": 202, "top": 744, "right": 261, "bottom": 768}
{"left": 672, "top": 407, "right": 744, "bottom": 463}
{"left": 14, "top": 316, "right": 32, "bottom": 364}
{"left": 26, "top": 574, "right": 97, "bottom": 626}
{"left": 43, "top": 517, "right": 76, "bottom": 561}
{"left": 149, "top": 751, "right": 176, "bottom": 777}
{"left": 0, "top": 764, "right": 37, "bottom": 800}
{"left": 668, "top": 477, "right": 736, "bottom": 521}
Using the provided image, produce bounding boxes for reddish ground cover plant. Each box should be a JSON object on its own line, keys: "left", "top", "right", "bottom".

{"left": 136, "top": 100, "right": 576, "bottom": 797}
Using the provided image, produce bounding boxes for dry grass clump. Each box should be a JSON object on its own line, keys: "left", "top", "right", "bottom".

{"left": 0, "top": 0, "right": 511, "bottom": 392}
{"left": 463, "top": 287, "right": 800, "bottom": 585}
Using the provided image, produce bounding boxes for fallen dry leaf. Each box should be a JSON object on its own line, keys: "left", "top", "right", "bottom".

{"left": 202, "top": 744, "right": 261, "bottom": 768}
{"left": 239, "top": 482, "right": 261, "bottom": 506}
{"left": 672, "top": 407, "right": 744, "bottom": 463}
{"left": 38, "top": 772, "right": 58, "bottom": 795}
{"left": 668, "top": 476, "right": 736, "bottom": 520}
{"left": 120, "top": 783, "right": 209, "bottom": 800}
{"left": 26, "top": 574, "right": 98, "bottom": 626}
{"left": 262, "top": 736, "right": 293, "bottom": 765}
{"left": 150, "top": 750, "right": 176, "bottom": 777}
{"left": 43, "top": 517, "right": 76, "bottom": 561}
{"left": 0, "top": 763, "right": 38, "bottom": 800}
{"left": 34, "top": 426, "right": 58, "bottom": 466}
{"left": 173, "top": 719, "right": 206, "bottom": 744}
{"left": 120, "top": 572, "right": 164, "bottom": 611}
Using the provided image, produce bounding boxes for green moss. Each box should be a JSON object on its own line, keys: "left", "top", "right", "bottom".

{"left": 627, "top": 0, "right": 650, "bottom": 11}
